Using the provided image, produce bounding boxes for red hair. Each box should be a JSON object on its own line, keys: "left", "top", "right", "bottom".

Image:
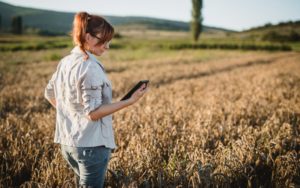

{"left": 72, "top": 12, "right": 114, "bottom": 59}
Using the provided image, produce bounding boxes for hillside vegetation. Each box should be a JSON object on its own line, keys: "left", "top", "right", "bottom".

{"left": 0, "top": 1, "right": 231, "bottom": 35}
{"left": 236, "top": 21, "right": 300, "bottom": 43}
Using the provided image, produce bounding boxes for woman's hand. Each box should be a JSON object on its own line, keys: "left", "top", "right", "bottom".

{"left": 48, "top": 98, "right": 56, "bottom": 108}
{"left": 127, "top": 83, "right": 148, "bottom": 105}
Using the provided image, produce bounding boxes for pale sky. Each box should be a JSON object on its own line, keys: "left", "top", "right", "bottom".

{"left": 2, "top": 0, "right": 300, "bottom": 31}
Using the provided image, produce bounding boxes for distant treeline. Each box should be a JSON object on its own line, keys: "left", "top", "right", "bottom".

{"left": 162, "top": 43, "right": 292, "bottom": 51}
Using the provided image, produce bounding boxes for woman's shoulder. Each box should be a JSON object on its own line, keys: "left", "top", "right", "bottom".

{"left": 75, "top": 59, "right": 103, "bottom": 82}
{"left": 83, "top": 58, "right": 102, "bottom": 71}
{"left": 60, "top": 52, "right": 98, "bottom": 69}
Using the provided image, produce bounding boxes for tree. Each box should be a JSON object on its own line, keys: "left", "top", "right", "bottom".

{"left": 191, "top": 0, "right": 203, "bottom": 41}
{"left": 0, "top": 14, "right": 2, "bottom": 32}
{"left": 11, "top": 16, "right": 23, "bottom": 34}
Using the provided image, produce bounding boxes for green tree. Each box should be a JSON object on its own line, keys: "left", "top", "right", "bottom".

{"left": 191, "top": 0, "right": 203, "bottom": 41}
{"left": 0, "top": 14, "right": 2, "bottom": 32}
{"left": 11, "top": 16, "right": 23, "bottom": 34}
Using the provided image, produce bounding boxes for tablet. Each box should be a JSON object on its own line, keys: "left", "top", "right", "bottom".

{"left": 120, "top": 80, "right": 149, "bottom": 101}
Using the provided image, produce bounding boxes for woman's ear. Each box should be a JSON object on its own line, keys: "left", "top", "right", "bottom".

{"left": 85, "top": 33, "right": 92, "bottom": 42}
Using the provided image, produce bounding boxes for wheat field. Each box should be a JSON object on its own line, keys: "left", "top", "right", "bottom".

{"left": 0, "top": 44, "right": 299, "bottom": 187}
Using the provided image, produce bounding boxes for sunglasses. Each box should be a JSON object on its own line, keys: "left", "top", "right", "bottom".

{"left": 89, "top": 33, "right": 111, "bottom": 48}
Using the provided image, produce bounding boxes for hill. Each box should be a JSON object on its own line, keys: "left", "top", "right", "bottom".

{"left": 238, "top": 20, "right": 300, "bottom": 42}
{"left": 245, "top": 21, "right": 300, "bottom": 34}
{"left": 0, "top": 1, "right": 234, "bottom": 35}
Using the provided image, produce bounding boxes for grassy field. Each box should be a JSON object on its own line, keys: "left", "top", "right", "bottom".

{"left": 0, "top": 33, "right": 300, "bottom": 187}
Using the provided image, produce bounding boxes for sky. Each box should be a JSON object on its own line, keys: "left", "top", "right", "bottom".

{"left": 2, "top": 0, "right": 300, "bottom": 31}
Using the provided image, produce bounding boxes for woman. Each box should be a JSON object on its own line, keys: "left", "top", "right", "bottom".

{"left": 44, "top": 12, "right": 147, "bottom": 187}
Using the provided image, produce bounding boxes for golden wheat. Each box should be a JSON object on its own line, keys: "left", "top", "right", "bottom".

{"left": 0, "top": 48, "right": 299, "bottom": 187}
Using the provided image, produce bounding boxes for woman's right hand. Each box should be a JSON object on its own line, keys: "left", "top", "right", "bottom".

{"left": 127, "top": 83, "right": 148, "bottom": 105}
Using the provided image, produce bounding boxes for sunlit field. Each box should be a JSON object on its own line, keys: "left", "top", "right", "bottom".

{"left": 0, "top": 34, "right": 299, "bottom": 187}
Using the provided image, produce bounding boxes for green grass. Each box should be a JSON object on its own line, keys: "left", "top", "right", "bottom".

{"left": 0, "top": 32, "right": 298, "bottom": 53}
{"left": 290, "top": 42, "right": 300, "bottom": 51}
{"left": 0, "top": 36, "right": 72, "bottom": 51}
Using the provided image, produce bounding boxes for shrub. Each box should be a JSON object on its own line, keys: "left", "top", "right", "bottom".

{"left": 262, "top": 31, "right": 300, "bottom": 42}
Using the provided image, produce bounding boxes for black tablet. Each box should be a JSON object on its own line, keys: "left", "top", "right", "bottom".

{"left": 120, "top": 80, "right": 149, "bottom": 101}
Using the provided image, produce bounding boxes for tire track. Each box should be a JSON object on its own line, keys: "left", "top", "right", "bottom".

{"left": 151, "top": 53, "right": 300, "bottom": 87}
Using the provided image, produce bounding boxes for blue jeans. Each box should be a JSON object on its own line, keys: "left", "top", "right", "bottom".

{"left": 61, "top": 144, "right": 111, "bottom": 188}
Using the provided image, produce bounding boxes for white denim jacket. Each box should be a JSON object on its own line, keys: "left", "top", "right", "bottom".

{"left": 44, "top": 46, "right": 116, "bottom": 149}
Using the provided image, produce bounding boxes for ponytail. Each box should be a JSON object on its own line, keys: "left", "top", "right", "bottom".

{"left": 72, "top": 12, "right": 90, "bottom": 59}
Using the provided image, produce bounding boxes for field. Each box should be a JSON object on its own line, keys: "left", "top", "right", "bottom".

{"left": 0, "top": 33, "right": 300, "bottom": 187}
